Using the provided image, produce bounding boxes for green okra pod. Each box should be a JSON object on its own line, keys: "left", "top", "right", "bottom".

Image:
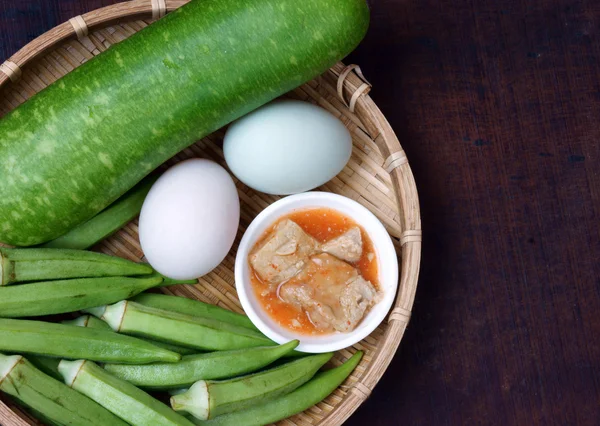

{"left": 0, "top": 247, "right": 152, "bottom": 286}
{"left": 171, "top": 351, "right": 333, "bottom": 420}
{"left": 40, "top": 175, "right": 158, "bottom": 250}
{"left": 26, "top": 315, "right": 118, "bottom": 380}
{"left": 62, "top": 314, "right": 112, "bottom": 330}
{"left": 71, "top": 312, "right": 198, "bottom": 355}
{"left": 147, "top": 340, "right": 199, "bottom": 355}
{"left": 87, "top": 300, "right": 274, "bottom": 351}
{"left": 193, "top": 351, "right": 363, "bottom": 426}
{"left": 104, "top": 340, "right": 299, "bottom": 390}
{"left": 59, "top": 359, "right": 195, "bottom": 426}
{"left": 0, "top": 275, "right": 163, "bottom": 317}
{"left": 25, "top": 355, "right": 62, "bottom": 381}
{"left": 0, "top": 318, "right": 180, "bottom": 364}
{"left": 155, "top": 275, "right": 199, "bottom": 287}
{"left": 131, "top": 293, "right": 257, "bottom": 330}
{"left": 0, "top": 353, "right": 128, "bottom": 426}
{"left": 24, "top": 314, "right": 103, "bottom": 380}
{"left": 64, "top": 314, "right": 197, "bottom": 355}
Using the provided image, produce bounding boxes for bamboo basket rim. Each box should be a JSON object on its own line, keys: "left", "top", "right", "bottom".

{"left": 0, "top": 1, "right": 422, "bottom": 425}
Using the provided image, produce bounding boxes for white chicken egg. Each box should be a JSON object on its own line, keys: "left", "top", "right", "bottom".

{"left": 139, "top": 159, "right": 240, "bottom": 280}
{"left": 224, "top": 100, "right": 352, "bottom": 195}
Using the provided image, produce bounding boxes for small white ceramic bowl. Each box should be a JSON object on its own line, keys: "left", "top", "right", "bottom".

{"left": 235, "top": 192, "right": 399, "bottom": 353}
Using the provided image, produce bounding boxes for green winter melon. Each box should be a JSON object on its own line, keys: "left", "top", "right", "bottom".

{"left": 0, "top": 0, "right": 369, "bottom": 245}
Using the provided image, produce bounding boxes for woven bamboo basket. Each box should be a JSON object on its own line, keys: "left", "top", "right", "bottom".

{"left": 0, "top": 1, "right": 421, "bottom": 425}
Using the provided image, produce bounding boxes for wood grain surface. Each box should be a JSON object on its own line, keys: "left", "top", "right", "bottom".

{"left": 1, "top": 1, "right": 599, "bottom": 425}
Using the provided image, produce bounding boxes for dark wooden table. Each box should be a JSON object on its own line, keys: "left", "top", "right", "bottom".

{"left": 2, "top": 1, "right": 599, "bottom": 425}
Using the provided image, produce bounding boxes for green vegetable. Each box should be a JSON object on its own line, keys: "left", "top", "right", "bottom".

{"left": 0, "top": 0, "right": 369, "bottom": 247}
{"left": 0, "top": 318, "right": 180, "bottom": 364}
{"left": 171, "top": 352, "right": 332, "bottom": 420}
{"left": 40, "top": 175, "right": 158, "bottom": 249}
{"left": 0, "top": 275, "right": 163, "bottom": 317}
{"left": 153, "top": 274, "right": 199, "bottom": 287}
{"left": 25, "top": 314, "right": 193, "bottom": 380}
{"left": 195, "top": 351, "right": 363, "bottom": 426}
{"left": 25, "top": 315, "right": 112, "bottom": 380}
{"left": 59, "top": 359, "right": 195, "bottom": 426}
{"left": 62, "top": 314, "right": 112, "bottom": 330}
{"left": 25, "top": 355, "right": 62, "bottom": 381}
{"left": 87, "top": 300, "right": 274, "bottom": 351}
{"left": 148, "top": 340, "right": 199, "bottom": 356}
{"left": 104, "top": 340, "right": 299, "bottom": 390}
{"left": 132, "top": 293, "right": 256, "bottom": 330}
{"left": 0, "top": 353, "right": 128, "bottom": 426}
{"left": 0, "top": 247, "right": 151, "bottom": 286}
{"left": 64, "top": 314, "right": 197, "bottom": 355}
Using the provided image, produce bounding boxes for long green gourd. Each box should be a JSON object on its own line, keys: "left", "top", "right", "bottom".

{"left": 0, "top": 0, "right": 369, "bottom": 246}
{"left": 0, "top": 353, "right": 128, "bottom": 426}
{"left": 40, "top": 175, "right": 158, "bottom": 250}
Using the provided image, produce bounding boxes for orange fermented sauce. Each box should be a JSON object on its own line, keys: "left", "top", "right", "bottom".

{"left": 249, "top": 207, "right": 379, "bottom": 335}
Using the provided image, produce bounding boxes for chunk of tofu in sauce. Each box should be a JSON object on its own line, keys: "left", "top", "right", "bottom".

{"left": 250, "top": 219, "right": 318, "bottom": 284}
{"left": 249, "top": 208, "right": 379, "bottom": 335}
{"left": 279, "top": 254, "right": 377, "bottom": 332}
{"left": 321, "top": 226, "right": 363, "bottom": 263}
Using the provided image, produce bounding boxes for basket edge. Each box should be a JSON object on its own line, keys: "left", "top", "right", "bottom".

{"left": 317, "top": 80, "right": 422, "bottom": 424}
{"left": 0, "top": 0, "right": 193, "bottom": 88}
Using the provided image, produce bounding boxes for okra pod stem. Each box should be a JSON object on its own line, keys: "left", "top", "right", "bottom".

{"left": 88, "top": 301, "right": 274, "bottom": 351}
{"left": 104, "top": 340, "right": 299, "bottom": 390}
{"left": 171, "top": 352, "right": 333, "bottom": 420}
{"left": 195, "top": 351, "right": 363, "bottom": 426}
{"left": 0, "top": 247, "right": 152, "bottom": 286}
{"left": 62, "top": 314, "right": 112, "bottom": 330}
{"left": 0, "top": 353, "right": 128, "bottom": 426}
{"left": 132, "top": 293, "right": 257, "bottom": 330}
{"left": 40, "top": 175, "right": 158, "bottom": 250}
{"left": 0, "top": 275, "right": 163, "bottom": 317}
{"left": 0, "top": 318, "right": 180, "bottom": 364}
{"left": 59, "top": 359, "right": 195, "bottom": 426}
